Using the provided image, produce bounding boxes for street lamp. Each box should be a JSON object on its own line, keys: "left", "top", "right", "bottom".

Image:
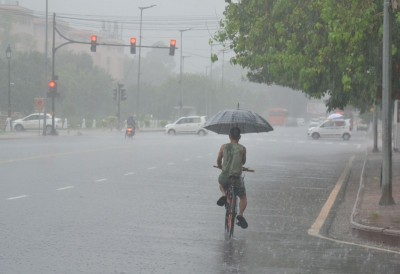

{"left": 178, "top": 28, "right": 191, "bottom": 117}
{"left": 6, "top": 44, "right": 12, "bottom": 131}
{"left": 137, "top": 4, "right": 156, "bottom": 117}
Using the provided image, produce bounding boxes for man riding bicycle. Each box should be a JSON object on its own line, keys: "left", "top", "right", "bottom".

{"left": 216, "top": 127, "right": 248, "bottom": 229}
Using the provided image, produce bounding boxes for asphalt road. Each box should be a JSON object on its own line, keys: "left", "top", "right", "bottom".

{"left": 1, "top": 127, "right": 399, "bottom": 273}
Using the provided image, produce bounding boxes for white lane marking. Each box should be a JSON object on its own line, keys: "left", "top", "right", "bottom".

{"left": 124, "top": 172, "right": 135, "bottom": 176}
{"left": 167, "top": 162, "right": 175, "bottom": 165}
{"left": 57, "top": 186, "right": 74, "bottom": 191}
{"left": 95, "top": 178, "right": 107, "bottom": 182}
{"left": 7, "top": 195, "right": 28, "bottom": 200}
{"left": 147, "top": 167, "right": 156, "bottom": 170}
{"left": 196, "top": 155, "right": 203, "bottom": 158}
{"left": 184, "top": 159, "right": 190, "bottom": 162}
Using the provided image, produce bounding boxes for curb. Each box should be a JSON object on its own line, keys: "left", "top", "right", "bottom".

{"left": 350, "top": 151, "right": 400, "bottom": 247}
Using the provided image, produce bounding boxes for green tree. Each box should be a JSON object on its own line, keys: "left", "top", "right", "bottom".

{"left": 215, "top": 0, "right": 389, "bottom": 112}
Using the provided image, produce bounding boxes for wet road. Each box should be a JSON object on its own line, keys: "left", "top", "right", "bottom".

{"left": 1, "top": 127, "right": 399, "bottom": 273}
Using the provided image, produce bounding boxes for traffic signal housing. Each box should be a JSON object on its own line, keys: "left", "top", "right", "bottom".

{"left": 130, "top": 37, "right": 136, "bottom": 54}
{"left": 169, "top": 39, "right": 176, "bottom": 56}
{"left": 90, "top": 35, "right": 97, "bottom": 52}
{"left": 47, "top": 80, "right": 57, "bottom": 97}
{"left": 120, "top": 88, "right": 127, "bottom": 101}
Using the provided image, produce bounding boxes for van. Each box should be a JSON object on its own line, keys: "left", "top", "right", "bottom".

{"left": 307, "top": 119, "right": 351, "bottom": 140}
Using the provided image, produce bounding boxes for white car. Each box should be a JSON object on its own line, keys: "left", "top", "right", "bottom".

{"left": 165, "top": 116, "right": 208, "bottom": 135}
{"left": 13, "top": 113, "right": 62, "bottom": 133}
{"left": 308, "top": 119, "right": 352, "bottom": 140}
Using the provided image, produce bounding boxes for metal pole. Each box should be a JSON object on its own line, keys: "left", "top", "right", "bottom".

{"left": 373, "top": 101, "right": 379, "bottom": 152}
{"left": 7, "top": 46, "right": 11, "bottom": 122}
{"left": 379, "top": 0, "right": 395, "bottom": 205}
{"left": 43, "top": 0, "right": 48, "bottom": 135}
{"left": 51, "top": 12, "right": 56, "bottom": 135}
{"left": 179, "top": 28, "right": 191, "bottom": 117}
{"left": 137, "top": 4, "right": 156, "bottom": 119}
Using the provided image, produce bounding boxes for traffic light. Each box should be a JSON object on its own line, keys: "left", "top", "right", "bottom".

{"left": 48, "top": 80, "right": 57, "bottom": 96}
{"left": 90, "top": 35, "right": 97, "bottom": 52}
{"left": 169, "top": 39, "right": 176, "bottom": 56}
{"left": 120, "top": 88, "right": 127, "bottom": 101}
{"left": 113, "top": 88, "right": 117, "bottom": 100}
{"left": 130, "top": 37, "right": 136, "bottom": 54}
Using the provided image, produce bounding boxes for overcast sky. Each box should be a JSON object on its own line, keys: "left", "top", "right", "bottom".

{"left": 15, "top": 0, "right": 229, "bottom": 73}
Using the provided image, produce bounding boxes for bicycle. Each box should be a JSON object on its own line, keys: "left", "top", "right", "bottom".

{"left": 214, "top": 166, "right": 254, "bottom": 239}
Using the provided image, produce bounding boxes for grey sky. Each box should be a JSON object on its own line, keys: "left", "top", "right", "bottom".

{"left": 15, "top": 0, "right": 229, "bottom": 73}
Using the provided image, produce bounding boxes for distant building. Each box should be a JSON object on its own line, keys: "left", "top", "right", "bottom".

{"left": 0, "top": 3, "right": 127, "bottom": 80}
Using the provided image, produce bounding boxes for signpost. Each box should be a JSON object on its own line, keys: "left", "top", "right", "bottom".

{"left": 35, "top": 98, "right": 45, "bottom": 134}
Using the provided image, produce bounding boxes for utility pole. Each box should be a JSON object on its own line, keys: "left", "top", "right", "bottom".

{"left": 179, "top": 28, "right": 191, "bottom": 117}
{"left": 137, "top": 4, "right": 156, "bottom": 119}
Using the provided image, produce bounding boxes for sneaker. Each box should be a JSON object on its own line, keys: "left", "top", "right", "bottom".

{"left": 236, "top": 215, "right": 248, "bottom": 229}
{"left": 217, "top": 196, "right": 227, "bottom": 206}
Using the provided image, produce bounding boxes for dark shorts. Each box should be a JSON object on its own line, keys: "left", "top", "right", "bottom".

{"left": 218, "top": 173, "right": 246, "bottom": 198}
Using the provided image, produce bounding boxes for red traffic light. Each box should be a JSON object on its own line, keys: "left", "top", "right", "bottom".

{"left": 48, "top": 80, "right": 57, "bottom": 96}
{"left": 169, "top": 39, "right": 176, "bottom": 56}
{"left": 90, "top": 35, "right": 97, "bottom": 52}
{"left": 48, "top": 80, "right": 56, "bottom": 89}
{"left": 130, "top": 37, "right": 136, "bottom": 54}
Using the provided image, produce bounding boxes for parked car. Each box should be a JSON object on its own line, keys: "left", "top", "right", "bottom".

{"left": 308, "top": 119, "right": 352, "bottom": 140}
{"left": 308, "top": 118, "right": 322, "bottom": 128}
{"left": 13, "top": 113, "right": 62, "bottom": 134}
{"left": 164, "top": 116, "right": 208, "bottom": 135}
{"left": 356, "top": 119, "right": 369, "bottom": 131}
{"left": 296, "top": 117, "right": 305, "bottom": 126}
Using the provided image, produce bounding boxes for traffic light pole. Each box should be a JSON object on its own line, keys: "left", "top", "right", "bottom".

{"left": 117, "top": 84, "right": 121, "bottom": 129}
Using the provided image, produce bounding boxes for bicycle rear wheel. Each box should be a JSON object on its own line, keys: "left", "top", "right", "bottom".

{"left": 225, "top": 187, "right": 236, "bottom": 238}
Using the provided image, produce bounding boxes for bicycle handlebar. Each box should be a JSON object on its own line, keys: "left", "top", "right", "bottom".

{"left": 213, "top": 165, "right": 255, "bottom": 172}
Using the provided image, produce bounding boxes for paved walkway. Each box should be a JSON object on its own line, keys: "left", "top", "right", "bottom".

{"left": 350, "top": 150, "right": 400, "bottom": 247}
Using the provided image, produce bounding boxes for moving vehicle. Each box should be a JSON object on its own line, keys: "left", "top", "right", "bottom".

{"left": 267, "top": 108, "right": 288, "bottom": 126}
{"left": 164, "top": 116, "right": 208, "bottom": 135}
{"left": 125, "top": 126, "right": 135, "bottom": 138}
{"left": 13, "top": 113, "right": 62, "bottom": 134}
{"left": 308, "top": 119, "right": 352, "bottom": 140}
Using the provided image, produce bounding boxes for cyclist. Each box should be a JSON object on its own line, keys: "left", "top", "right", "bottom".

{"left": 216, "top": 127, "right": 248, "bottom": 229}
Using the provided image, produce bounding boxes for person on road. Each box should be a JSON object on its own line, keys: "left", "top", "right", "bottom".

{"left": 216, "top": 127, "right": 248, "bottom": 229}
{"left": 127, "top": 115, "right": 136, "bottom": 134}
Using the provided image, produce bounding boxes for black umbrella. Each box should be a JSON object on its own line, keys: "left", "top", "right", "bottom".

{"left": 204, "top": 108, "right": 274, "bottom": 134}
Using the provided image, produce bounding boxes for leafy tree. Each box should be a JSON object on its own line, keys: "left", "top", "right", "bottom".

{"left": 215, "top": 0, "right": 391, "bottom": 112}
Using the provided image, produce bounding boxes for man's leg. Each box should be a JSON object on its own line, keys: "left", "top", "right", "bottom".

{"left": 237, "top": 195, "right": 248, "bottom": 228}
{"left": 217, "top": 184, "right": 227, "bottom": 206}
{"left": 238, "top": 195, "right": 247, "bottom": 216}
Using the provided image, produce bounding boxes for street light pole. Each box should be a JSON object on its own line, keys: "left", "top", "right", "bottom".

{"left": 137, "top": 4, "right": 156, "bottom": 118}
{"left": 179, "top": 28, "right": 191, "bottom": 117}
{"left": 6, "top": 44, "right": 12, "bottom": 131}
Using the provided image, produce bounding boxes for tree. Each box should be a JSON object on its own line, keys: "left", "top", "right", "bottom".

{"left": 215, "top": 0, "right": 387, "bottom": 112}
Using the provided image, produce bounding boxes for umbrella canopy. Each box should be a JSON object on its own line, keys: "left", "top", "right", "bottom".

{"left": 327, "top": 113, "right": 343, "bottom": 119}
{"left": 204, "top": 109, "right": 274, "bottom": 134}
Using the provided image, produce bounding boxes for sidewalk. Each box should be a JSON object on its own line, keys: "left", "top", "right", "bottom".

{"left": 326, "top": 144, "right": 400, "bottom": 251}
{"left": 350, "top": 150, "right": 400, "bottom": 248}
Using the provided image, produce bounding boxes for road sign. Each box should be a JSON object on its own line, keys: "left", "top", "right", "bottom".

{"left": 35, "top": 98, "right": 45, "bottom": 112}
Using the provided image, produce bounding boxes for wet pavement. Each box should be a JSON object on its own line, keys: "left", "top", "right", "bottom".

{"left": 327, "top": 148, "right": 400, "bottom": 251}
{"left": 1, "top": 128, "right": 400, "bottom": 272}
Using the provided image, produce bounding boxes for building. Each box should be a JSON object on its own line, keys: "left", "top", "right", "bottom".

{"left": 0, "top": 2, "right": 128, "bottom": 80}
